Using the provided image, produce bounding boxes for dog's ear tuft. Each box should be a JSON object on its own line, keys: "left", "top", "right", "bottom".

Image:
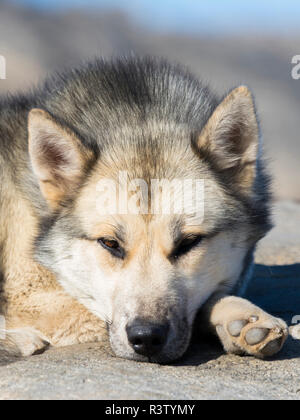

{"left": 28, "top": 109, "right": 93, "bottom": 209}
{"left": 196, "top": 86, "right": 259, "bottom": 193}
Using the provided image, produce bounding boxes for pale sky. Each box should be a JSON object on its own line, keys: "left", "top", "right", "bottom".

{"left": 12, "top": 0, "right": 300, "bottom": 35}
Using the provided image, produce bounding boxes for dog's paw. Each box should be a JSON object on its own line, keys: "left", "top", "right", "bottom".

{"left": 6, "top": 327, "right": 51, "bottom": 357}
{"left": 211, "top": 297, "right": 288, "bottom": 358}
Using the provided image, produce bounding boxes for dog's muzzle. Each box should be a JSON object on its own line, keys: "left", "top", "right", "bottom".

{"left": 126, "top": 320, "right": 169, "bottom": 358}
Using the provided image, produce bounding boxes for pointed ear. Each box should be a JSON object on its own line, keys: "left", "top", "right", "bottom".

{"left": 28, "top": 109, "right": 94, "bottom": 209}
{"left": 196, "top": 86, "right": 259, "bottom": 193}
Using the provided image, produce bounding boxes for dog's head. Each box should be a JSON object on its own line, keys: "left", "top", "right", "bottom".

{"left": 28, "top": 85, "right": 270, "bottom": 363}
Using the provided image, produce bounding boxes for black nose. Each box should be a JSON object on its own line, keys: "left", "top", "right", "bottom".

{"left": 126, "top": 321, "right": 169, "bottom": 357}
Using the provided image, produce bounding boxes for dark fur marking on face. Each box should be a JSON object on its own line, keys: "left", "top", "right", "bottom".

{"left": 170, "top": 234, "right": 204, "bottom": 261}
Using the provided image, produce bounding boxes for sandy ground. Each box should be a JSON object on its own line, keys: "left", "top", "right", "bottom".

{"left": 0, "top": 201, "right": 299, "bottom": 400}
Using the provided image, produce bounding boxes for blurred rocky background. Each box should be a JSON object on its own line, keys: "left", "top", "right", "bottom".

{"left": 0, "top": 0, "right": 299, "bottom": 201}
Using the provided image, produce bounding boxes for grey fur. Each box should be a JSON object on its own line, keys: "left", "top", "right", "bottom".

{"left": 0, "top": 55, "right": 271, "bottom": 238}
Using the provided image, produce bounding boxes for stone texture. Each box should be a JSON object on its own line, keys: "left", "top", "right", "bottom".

{"left": 255, "top": 201, "right": 300, "bottom": 265}
{"left": 0, "top": 201, "right": 299, "bottom": 400}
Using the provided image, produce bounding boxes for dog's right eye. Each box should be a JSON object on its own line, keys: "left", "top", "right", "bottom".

{"left": 97, "top": 238, "right": 125, "bottom": 259}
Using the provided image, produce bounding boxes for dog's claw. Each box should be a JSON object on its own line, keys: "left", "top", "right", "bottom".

{"left": 249, "top": 315, "right": 259, "bottom": 323}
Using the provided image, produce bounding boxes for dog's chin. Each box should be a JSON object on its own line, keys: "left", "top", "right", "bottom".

{"left": 112, "top": 348, "right": 187, "bottom": 364}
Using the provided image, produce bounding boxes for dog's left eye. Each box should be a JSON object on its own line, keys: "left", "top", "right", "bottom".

{"left": 171, "top": 235, "right": 204, "bottom": 260}
{"left": 97, "top": 238, "right": 124, "bottom": 259}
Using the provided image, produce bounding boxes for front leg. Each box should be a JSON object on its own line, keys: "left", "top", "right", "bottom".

{"left": 1, "top": 327, "right": 50, "bottom": 357}
{"left": 207, "top": 296, "right": 288, "bottom": 358}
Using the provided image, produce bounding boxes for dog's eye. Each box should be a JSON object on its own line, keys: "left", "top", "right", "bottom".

{"left": 97, "top": 238, "right": 124, "bottom": 259}
{"left": 171, "top": 235, "right": 204, "bottom": 260}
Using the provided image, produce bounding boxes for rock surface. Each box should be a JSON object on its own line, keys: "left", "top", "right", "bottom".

{"left": 0, "top": 201, "right": 299, "bottom": 400}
